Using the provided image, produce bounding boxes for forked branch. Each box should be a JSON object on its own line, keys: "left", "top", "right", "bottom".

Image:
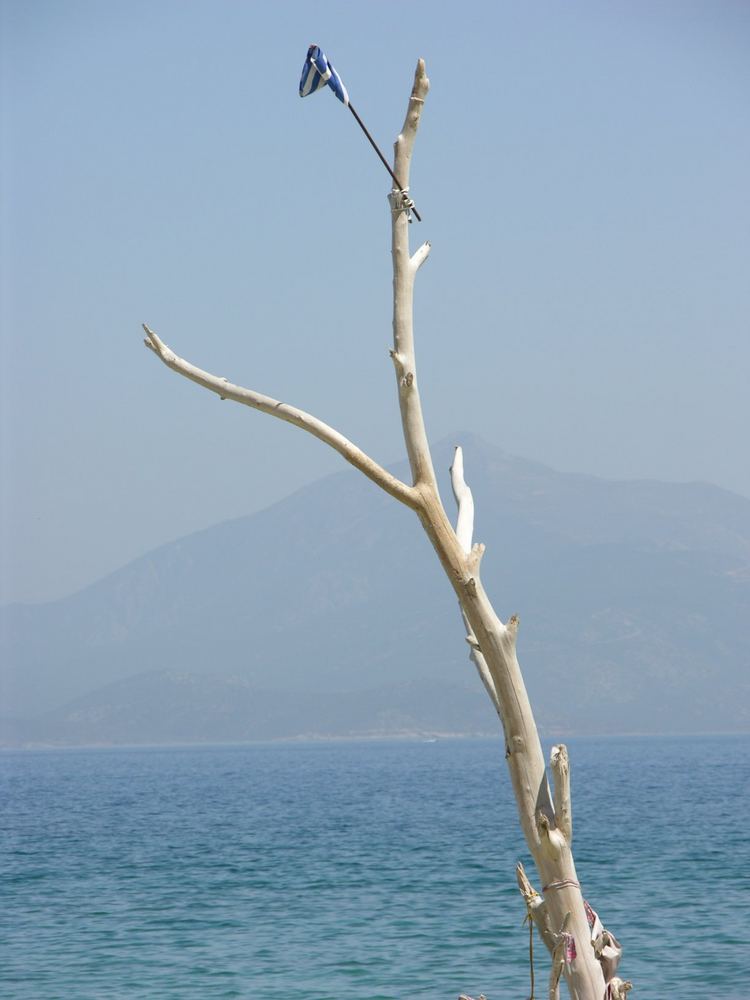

{"left": 450, "top": 446, "right": 501, "bottom": 714}
{"left": 142, "top": 325, "right": 420, "bottom": 510}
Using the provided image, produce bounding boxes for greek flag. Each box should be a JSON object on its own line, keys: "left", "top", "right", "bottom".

{"left": 299, "top": 45, "right": 349, "bottom": 106}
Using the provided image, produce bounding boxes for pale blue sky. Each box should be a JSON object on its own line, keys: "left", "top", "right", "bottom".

{"left": 2, "top": 0, "right": 749, "bottom": 603}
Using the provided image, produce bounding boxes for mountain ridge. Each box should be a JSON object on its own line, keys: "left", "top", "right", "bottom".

{"left": 2, "top": 434, "right": 748, "bottom": 744}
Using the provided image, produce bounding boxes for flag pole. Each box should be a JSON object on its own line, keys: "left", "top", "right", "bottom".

{"left": 347, "top": 102, "right": 422, "bottom": 222}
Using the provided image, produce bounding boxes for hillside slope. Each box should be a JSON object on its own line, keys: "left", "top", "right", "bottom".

{"left": 2, "top": 435, "right": 748, "bottom": 744}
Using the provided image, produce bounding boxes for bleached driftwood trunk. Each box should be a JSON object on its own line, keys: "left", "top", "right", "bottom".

{"left": 144, "top": 60, "right": 631, "bottom": 1000}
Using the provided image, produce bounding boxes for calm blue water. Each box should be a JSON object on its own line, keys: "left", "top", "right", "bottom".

{"left": 2, "top": 736, "right": 748, "bottom": 999}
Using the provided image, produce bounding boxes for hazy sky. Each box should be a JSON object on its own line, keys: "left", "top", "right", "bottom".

{"left": 2, "top": 1, "right": 748, "bottom": 604}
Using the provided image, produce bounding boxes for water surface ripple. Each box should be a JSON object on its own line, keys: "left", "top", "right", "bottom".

{"left": 2, "top": 736, "right": 748, "bottom": 998}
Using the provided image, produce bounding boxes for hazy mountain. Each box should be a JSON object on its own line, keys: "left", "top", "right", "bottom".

{"left": 2, "top": 434, "right": 748, "bottom": 745}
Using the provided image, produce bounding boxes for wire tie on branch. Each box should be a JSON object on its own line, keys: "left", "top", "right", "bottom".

{"left": 399, "top": 189, "right": 416, "bottom": 222}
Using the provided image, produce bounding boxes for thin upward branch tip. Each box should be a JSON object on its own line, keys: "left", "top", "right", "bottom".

{"left": 551, "top": 744, "right": 573, "bottom": 845}
{"left": 142, "top": 323, "right": 165, "bottom": 353}
{"left": 413, "top": 58, "right": 429, "bottom": 94}
{"left": 142, "top": 324, "right": 160, "bottom": 354}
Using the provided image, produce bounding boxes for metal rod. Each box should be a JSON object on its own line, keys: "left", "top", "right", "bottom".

{"left": 348, "top": 102, "right": 422, "bottom": 222}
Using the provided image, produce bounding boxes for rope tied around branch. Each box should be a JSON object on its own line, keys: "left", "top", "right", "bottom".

{"left": 522, "top": 901, "right": 536, "bottom": 999}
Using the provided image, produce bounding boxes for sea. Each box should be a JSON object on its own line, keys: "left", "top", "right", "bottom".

{"left": 2, "top": 735, "right": 748, "bottom": 999}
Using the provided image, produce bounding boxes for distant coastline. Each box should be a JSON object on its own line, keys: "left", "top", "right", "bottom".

{"left": 3, "top": 729, "right": 748, "bottom": 753}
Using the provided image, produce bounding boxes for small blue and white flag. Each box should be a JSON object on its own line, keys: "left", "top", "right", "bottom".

{"left": 297, "top": 43, "right": 422, "bottom": 220}
{"left": 299, "top": 44, "right": 349, "bottom": 106}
